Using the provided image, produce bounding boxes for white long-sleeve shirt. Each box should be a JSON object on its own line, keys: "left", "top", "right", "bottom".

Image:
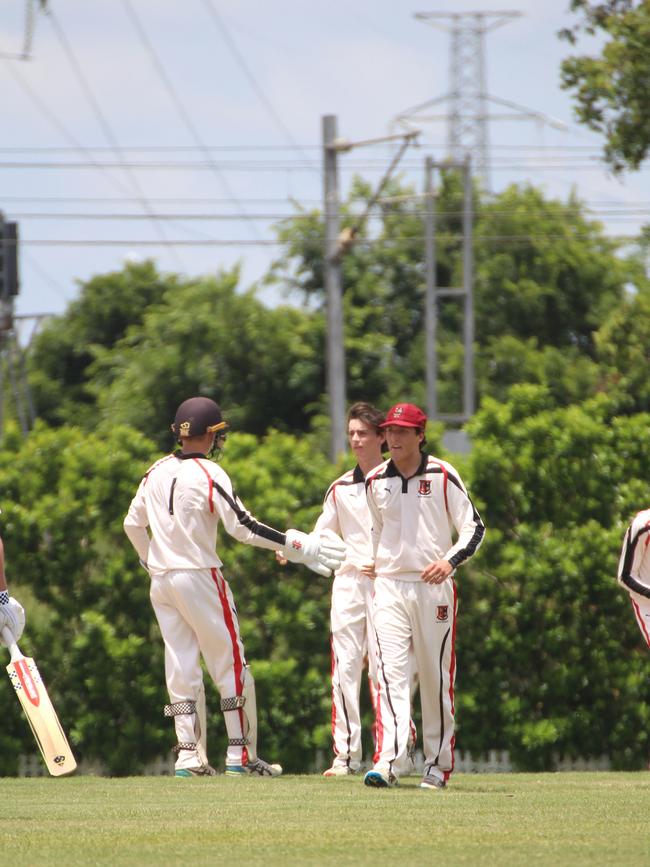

{"left": 617, "top": 508, "right": 650, "bottom": 600}
{"left": 365, "top": 454, "right": 485, "bottom": 582}
{"left": 123, "top": 451, "right": 286, "bottom": 573}
{"left": 314, "top": 464, "right": 373, "bottom": 577}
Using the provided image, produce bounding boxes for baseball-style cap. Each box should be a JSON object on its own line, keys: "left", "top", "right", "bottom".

{"left": 379, "top": 403, "right": 427, "bottom": 429}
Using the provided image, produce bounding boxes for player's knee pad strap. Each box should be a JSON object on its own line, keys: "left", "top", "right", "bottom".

{"left": 165, "top": 700, "right": 197, "bottom": 717}
{"left": 221, "top": 695, "right": 246, "bottom": 711}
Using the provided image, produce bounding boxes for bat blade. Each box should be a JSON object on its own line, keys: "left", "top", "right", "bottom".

{"left": 6, "top": 654, "right": 77, "bottom": 777}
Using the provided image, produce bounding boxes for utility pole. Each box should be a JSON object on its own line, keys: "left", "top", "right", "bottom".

{"left": 322, "top": 115, "right": 347, "bottom": 460}
{"left": 322, "top": 117, "right": 420, "bottom": 461}
{"left": 396, "top": 10, "right": 566, "bottom": 191}
{"left": 0, "top": 213, "right": 35, "bottom": 436}
{"left": 423, "top": 156, "right": 474, "bottom": 435}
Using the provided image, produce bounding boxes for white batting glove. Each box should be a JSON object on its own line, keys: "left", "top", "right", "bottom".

{"left": 0, "top": 594, "right": 26, "bottom": 645}
{"left": 282, "top": 529, "right": 347, "bottom": 577}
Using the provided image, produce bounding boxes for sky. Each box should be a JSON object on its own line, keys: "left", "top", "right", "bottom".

{"left": 1, "top": 0, "right": 649, "bottom": 338}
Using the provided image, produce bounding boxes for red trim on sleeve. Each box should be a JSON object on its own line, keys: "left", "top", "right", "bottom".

{"left": 429, "top": 458, "right": 449, "bottom": 514}
{"left": 193, "top": 458, "right": 215, "bottom": 513}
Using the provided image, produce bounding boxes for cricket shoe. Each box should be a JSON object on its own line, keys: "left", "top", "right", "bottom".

{"left": 175, "top": 763, "right": 218, "bottom": 778}
{"left": 364, "top": 768, "right": 398, "bottom": 788}
{"left": 225, "top": 757, "right": 283, "bottom": 777}
{"left": 323, "top": 764, "right": 357, "bottom": 777}
{"left": 420, "top": 772, "right": 446, "bottom": 790}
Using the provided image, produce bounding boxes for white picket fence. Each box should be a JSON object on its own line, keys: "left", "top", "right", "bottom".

{"left": 17, "top": 749, "right": 611, "bottom": 777}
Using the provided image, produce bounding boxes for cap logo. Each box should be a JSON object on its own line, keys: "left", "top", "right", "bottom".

{"left": 393, "top": 406, "right": 404, "bottom": 417}
{"left": 179, "top": 421, "right": 191, "bottom": 434}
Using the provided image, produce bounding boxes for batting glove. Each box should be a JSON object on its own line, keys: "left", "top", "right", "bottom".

{"left": 0, "top": 594, "right": 26, "bottom": 645}
{"left": 282, "top": 529, "right": 347, "bottom": 577}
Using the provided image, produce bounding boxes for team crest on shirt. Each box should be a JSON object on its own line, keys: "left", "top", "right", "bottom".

{"left": 418, "top": 480, "right": 431, "bottom": 496}
{"left": 436, "top": 605, "right": 449, "bottom": 622}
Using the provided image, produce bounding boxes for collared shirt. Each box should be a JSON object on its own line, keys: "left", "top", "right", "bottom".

{"left": 618, "top": 508, "right": 650, "bottom": 599}
{"left": 365, "top": 453, "right": 485, "bottom": 582}
{"left": 314, "top": 464, "right": 376, "bottom": 577}
{"left": 124, "top": 451, "right": 285, "bottom": 573}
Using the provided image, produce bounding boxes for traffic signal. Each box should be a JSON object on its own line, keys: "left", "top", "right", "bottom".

{"left": 0, "top": 215, "right": 19, "bottom": 299}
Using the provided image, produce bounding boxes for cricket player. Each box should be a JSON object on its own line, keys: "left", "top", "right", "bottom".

{"left": 617, "top": 509, "right": 650, "bottom": 648}
{"left": 0, "top": 526, "right": 26, "bottom": 646}
{"left": 124, "top": 396, "right": 346, "bottom": 778}
{"left": 314, "top": 402, "right": 385, "bottom": 776}
{"left": 363, "top": 403, "right": 485, "bottom": 790}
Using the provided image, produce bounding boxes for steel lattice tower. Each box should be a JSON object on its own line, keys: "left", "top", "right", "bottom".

{"left": 397, "top": 10, "right": 564, "bottom": 190}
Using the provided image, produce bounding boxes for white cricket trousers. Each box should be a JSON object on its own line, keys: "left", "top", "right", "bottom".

{"left": 150, "top": 567, "right": 249, "bottom": 767}
{"left": 372, "top": 575, "right": 457, "bottom": 781}
{"left": 329, "top": 570, "right": 378, "bottom": 770}
{"left": 630, "top": 593, "right": 650, "bottom": 648}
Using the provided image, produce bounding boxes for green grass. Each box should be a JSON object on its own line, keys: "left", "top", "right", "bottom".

{"left": 0, "top": 772, "right": 649, "bottom": 866}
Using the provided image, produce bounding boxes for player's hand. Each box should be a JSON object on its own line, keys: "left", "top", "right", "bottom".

{"left": 0, "top": 595, "right": 25, "bottom": 645}
{"left": 283, "top": 529, "right": 347, "bottom": 577}
{"left": 360, "top": 561, "right": 376, "bottom": 579}
{"left": 421, "top": 560, "right": 453, "bottom": 585}
{"left": 275, "top": 550, "right": 288, "bottom": 566}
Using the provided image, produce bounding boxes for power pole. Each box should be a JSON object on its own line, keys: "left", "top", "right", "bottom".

{"left": 0, "top": 214, "right": 35, "bottom": 436}
{"left": 322, "top": 115, "right": 347, "bottom": 461}
{"left": 396, "top": 10, "right": 566, "bottom": 191}
{"left": 423, "top": 156, "right": 474, "bottom": 438}
{"left": 322, "top": 117, "right": 420, "bottom": 461}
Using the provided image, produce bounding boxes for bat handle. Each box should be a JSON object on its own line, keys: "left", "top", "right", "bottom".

{"left": 1, "top": 626, "right": 22, "bottom": 661}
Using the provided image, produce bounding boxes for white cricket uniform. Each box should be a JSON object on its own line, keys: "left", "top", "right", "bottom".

{"left": 314, "top": 464, "right": 379, "bottom": 771}
{"left": 366, "top": 453, "right": 485, "bottom": 782}
{"left": 617, "top": 509, "right": 650, "bottom": 648}
{"left": 124, "top": 450, "right": 286, "bottom": 769}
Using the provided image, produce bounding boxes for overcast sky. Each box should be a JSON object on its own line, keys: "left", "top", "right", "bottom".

{"left": 2, "top": 0, "right": 649, "bottom": 333}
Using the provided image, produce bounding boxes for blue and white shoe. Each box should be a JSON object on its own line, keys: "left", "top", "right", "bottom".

{"left": 226, "top": 757, "right": 283, "bottom": 777}
{"left": 364, "top": 768, "right": 398, "bottom": 788}
{"left": 175, "top": 763, "right": 217, "bottom": 777}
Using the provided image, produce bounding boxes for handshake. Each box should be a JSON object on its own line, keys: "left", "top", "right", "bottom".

{"left": 281, "top": 529, "right": 347, "bottom": 577}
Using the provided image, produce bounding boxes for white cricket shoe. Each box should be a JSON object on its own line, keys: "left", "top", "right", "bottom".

{"left": 323, "top": 764, "right": 357, "bottom": 777}
{"left": 420, "top": 772, "right": 447, "bottom": 790}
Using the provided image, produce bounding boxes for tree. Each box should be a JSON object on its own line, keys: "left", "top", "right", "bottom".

{"left": 27, "top": 261, "right": 172, "bottom": 428}
{"left": 560, "top": 1, "right": 650, "bottom": 172}
{"left": 27, "top": 264, "right": 325, "bottom": 448}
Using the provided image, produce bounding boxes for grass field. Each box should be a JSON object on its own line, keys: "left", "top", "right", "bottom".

{"left": 1, "top": 772, "right": 648, "bottom": 866}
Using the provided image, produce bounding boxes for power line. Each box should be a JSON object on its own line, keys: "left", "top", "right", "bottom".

{"left": 201, "top": 0, "right": 315, "bottom": 169}
{"left": 45, "top": 5, "right": 184, "bottom": 266}
{"left": 121, "top": 0, "right": 258, "bottom": 240}
{"left": 13, "top": 233, "right": 642, "bottom": 248}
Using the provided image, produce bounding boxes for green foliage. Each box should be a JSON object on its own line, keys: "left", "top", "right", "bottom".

{"left": 560, "top": 1, "right": 650, "bottom": 171}
{"left": 459, "top": 390, "right": 650, "bottom": 769}
{"left": 27, "top": 261, "right": 171, "bottom": 428}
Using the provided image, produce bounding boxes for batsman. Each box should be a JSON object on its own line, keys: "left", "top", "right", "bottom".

{"left": 124, "top": 397, "right": 346, "bottom": 777}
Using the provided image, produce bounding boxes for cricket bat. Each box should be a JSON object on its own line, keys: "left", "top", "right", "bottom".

{"left": 2, "top": 627, "right": 77, "bottom": 776}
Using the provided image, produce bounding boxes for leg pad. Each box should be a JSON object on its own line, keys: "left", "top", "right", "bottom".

{"left": 221, "top": 695, "right": 246, "bottom": 711}
{"left": 165, "top": 700, "right": 197, "bottom": 717}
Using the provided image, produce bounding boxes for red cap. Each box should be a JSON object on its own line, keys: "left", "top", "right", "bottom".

{"left": 379, "top": 403, "right": 427, "bottom": 429}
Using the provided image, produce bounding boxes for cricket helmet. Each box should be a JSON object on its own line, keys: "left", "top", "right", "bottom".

{"left": 171, "top": 397, "right": 229, "bottom": 439}
{"left": 379, "top": 403, "right": 427, "bottom": 430}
